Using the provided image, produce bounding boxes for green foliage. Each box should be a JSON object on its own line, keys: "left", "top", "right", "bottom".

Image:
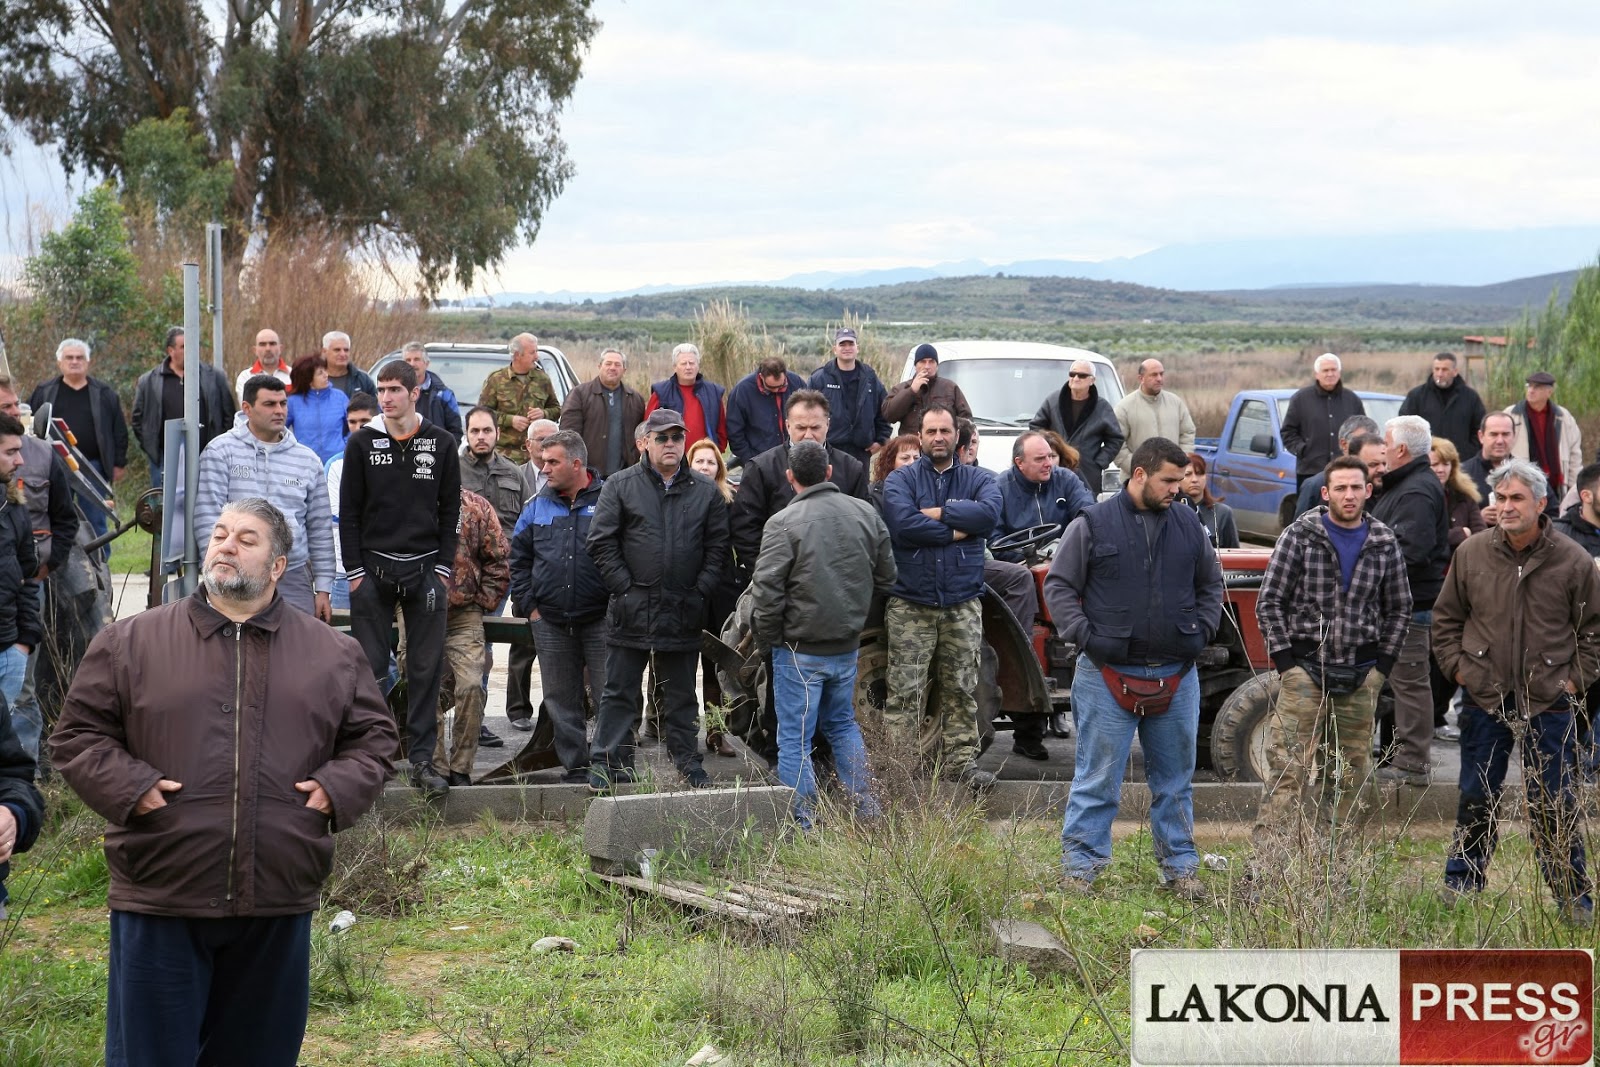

{"left": 120, "top": 108, "right": 233, "bottom": 232}
{"left": 1495, "top": 256, "right": 1600, "bottom": 412}
{"left": 21, "top": 185, "right": 142, "bottom": 350}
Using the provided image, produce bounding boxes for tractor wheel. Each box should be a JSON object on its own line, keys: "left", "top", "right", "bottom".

{"left": 854, "top": 641, "right": 889, "bottom": 724}
{"left": 1209, "top": 672, "right": 1278, "bottom": 783}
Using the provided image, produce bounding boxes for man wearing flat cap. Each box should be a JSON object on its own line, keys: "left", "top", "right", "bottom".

{"left": 882, "top": 343, "right": 972, "bottom": 437}
{"left": 1505, "top": 371, "right": 1583, "bottom": 516}
{"left": 810, "top": 327, "right": 891, "bottom": 466}
{"left": 585, "top": 408, "right": 730, "bottom": 792}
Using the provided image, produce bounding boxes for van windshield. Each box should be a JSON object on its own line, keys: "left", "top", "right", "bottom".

{"left": 936, "top": 359, "right": 1119, "bottom": 425}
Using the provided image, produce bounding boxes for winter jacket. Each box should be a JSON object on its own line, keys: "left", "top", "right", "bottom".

{"left": 339, "top": 419, "right": 462, "bottom": 581}
{"left": 17, "top": 435, "right": 79, "bottom": 575}
{"left": 726, "top": 370, "right": 807, "bottom": 464}
{"left": 1257, "top": 508, "right": 1411, "bottom": 677}
{"left": 1505, "top": 400, "right": 1584, "bottom": 504}
{"left": 1461, "top": 452, "right": 1504, "bottom": 503}
{"left": 730, "top": 442, "right": 868, "bottom": 582}
{"left": 417, "top": 370, "right": 463, "bottom": 440}
{"left": 749, "top": 482, "right": 896, "bottom": 656}
{"left": 285, "top": 386, "right": 349, "bottom": 464}
{"left": 645, "top": 374, "right": 728, "bottom": 451}
{"left": 0, "top": 690, "right": 45, "bottom": 910}
{"left": 1433, "top": 517, "right": 1600, "bottom": 717}
{"left": 326, "top": 366, "right": 376, "bottom": 399}
{"left": 1182, "top": 497, "right": 1241, "bottom": 549}
{"left": 479, "top": 364, "right": 558, "bottom": 457}
{"left": 559, "top": 377, "right": 646, "bottom": 476}
{"left": 194, "top": 420, "right": 336, "bottom": 592}
{"left": 1112, "top": 389, "right": 1197, "bottom": 476}
{"left": 29, "top": 375, "right": 130, "bottom": 471}
{"left": 1553, "top": 504, "right": 1600, "bottom": 558}
{"left": 51, "top": 590, "right": 396, "bottom": 917}
{"left": 1029, "top": 383, "right": 1124, "bottom": 493}
{"left": 509, "top": 472, "right": 608, "bottom": 625}
{"left": 0, "top": 496, "right": 40, "bottom": 652}
{"left": 809, "top": 360, "right": 891, "bottom": 462}
{"left": 1399, "top": 378, "right": 1486, "bottom": 462}
{"left": 460, "top": 448, "right": 534, "bottom": 538}
{"left": 446, "top": 490, "right": 510, "bottom": 611}
{"left": 995, "top": 466, "right": 1095, "bottom": 539}
{"left": 1447, "top": 488, "right": 1486, "bottom": 552}
{"left": 131, "top": 359, "right": 235, "bottom": 467}
{"left": 881, "top": 456, "right": 1001, "bottom": 607}
{"left": 880, "top": 374, "right": 971, "bottom": 436}
{"left": 1042, "top": 489, "right": 1222, "bottom": 667}
{"left": 1281, "top": 382, "right": 1366, "bottom": 480}
{"left": 585, "top": 460, "right": 730, "bottom": 652}
{"left": 1369, "top": 454, "right": 1451, "bottom": 611}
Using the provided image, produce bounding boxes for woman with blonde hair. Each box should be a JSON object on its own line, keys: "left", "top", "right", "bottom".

{"left": 687, "top": 438, "right": 737, "bottom": 755}
{"left": 1429, "top": 436, "right": 1484, "bottom": 553}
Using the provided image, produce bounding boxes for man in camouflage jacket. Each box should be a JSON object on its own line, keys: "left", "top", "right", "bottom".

{"left": 479, "top": 333, "right": 557, "bottom": 459}
{"left": 433, "top": 489, "right": 510, "bottom": 784}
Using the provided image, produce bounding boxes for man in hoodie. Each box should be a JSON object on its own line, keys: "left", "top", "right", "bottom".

{"left": 194, "top": 375, "right": 335, "bottom": 623}
{"left": 1030, "top": 359, "right": 1124, "bottom": 494}
{"left": 401, "top": 342, "right": 463, "bottom": 440}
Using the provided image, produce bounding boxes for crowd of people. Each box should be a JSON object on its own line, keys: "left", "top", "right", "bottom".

{"left": 3, "top": 328, "right": 1600, "bottom": 1060}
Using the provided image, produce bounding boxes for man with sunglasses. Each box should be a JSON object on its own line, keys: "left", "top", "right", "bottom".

{"left": 810, "top": 328, "right": 890, "bottom": 467}
{"left": 1029, "top": 359, "right": 1123, "bottom": 494}
{"left": 586, "top": 409, "right": 730, "bottom": 792}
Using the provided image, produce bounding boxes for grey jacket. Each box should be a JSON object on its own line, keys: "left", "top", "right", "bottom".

{"left": 750, "top": 482, "right": 896, "bottom": 655}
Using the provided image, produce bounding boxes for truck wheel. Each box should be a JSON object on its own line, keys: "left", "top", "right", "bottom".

{"left": 1210, "top": 672, "right": 1278, "bottom": 782}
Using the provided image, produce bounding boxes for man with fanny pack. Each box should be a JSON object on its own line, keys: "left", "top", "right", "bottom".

{"left": 1253, "top": 455, "right": 1411, "bottom": 853}
{"left": 341, "top": 361, "right": 462, "bottom": 798}
{"left": 1043, "top": 436, "right": 1222, "bottom": 899}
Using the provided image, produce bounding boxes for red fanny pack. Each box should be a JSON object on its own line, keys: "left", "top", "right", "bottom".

{"left": 1099, "top": 666, "right": 1179, "bottom": 717}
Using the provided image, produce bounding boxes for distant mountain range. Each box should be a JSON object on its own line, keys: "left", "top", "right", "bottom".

{"left": 464, "top": 226, "right": 1600, "bottom": 306}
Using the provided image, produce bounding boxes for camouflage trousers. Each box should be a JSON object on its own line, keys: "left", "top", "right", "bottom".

{"left": 434, "top": 607, "right": 487, "bottom": 777}
{"left": 1253, "top": 665, "right": 1385, "bottom": 850}
{"left": 883, "top": 596, "right": 982, "bottom": 771}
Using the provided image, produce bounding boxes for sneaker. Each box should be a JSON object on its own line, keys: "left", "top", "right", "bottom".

{"left": 508, "top": 716, "right": 534, "bottom": 733}
{"left": 1162, "top": 874, "right": 1208, "bottom": 902}
{"left": 588, "top": 765, "right": 635, "bottom": 795}
{"left": 1012, "top": 738, "right": 1050, "bottom": 762}
{"left": 684, "top": 767, "right": 714, "bottom": 789}
{"left": 1377, "top": 765, "right": 1430, "bottom": 787}
{"left": 446, "top": 771, "right": 472, "bottom": 787}
{"left": 957, "top": 765, "right": 999, "bottom": 795}
{"left": 478, "top": 725, "right": 505, "bottom": 748}
{"left": 408, "top": 760, "right": 450, "bottom": 799}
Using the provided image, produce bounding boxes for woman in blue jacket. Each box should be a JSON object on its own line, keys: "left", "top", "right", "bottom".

{"left": 285, "top": 353, "right": 350, "bottom": 463}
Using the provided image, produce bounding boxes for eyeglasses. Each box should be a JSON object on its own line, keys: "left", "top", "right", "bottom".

{"left": 652, "top": 430, "right": 686, "bottom": 443}
{"left": 1067, "top": 372, "right": 1092, "bottom": 380}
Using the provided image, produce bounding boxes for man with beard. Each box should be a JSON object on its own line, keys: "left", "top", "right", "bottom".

{"left": 51, "top": 498, "right": 395, "bottom": 1067}
{"left": 1030, "top": 359, "right": 1124, "bottom": 494}
{"left": 1044, "top": 437, "right": 1223, "bottom": 899}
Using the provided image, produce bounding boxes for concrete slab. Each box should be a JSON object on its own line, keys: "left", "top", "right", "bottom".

{"left": 988, "top": 918, "right": 1081, "bottom": 980}
{"left": 583, "top": 784, "right": 795, "bottom": 875}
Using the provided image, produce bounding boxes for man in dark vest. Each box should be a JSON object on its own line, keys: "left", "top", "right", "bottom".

{"left": 1043, "top": 436, "right": 1223, "bottom": 899}
{"left": 643, "top": 343, "right": 726, "bottom": 452}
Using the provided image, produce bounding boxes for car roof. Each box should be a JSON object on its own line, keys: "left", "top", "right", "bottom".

{"left": 909, "top": 340, "right": 1113, "bottom": 364}
{"left": 1244, "top": 388, "right": 1404, "bottom": 401}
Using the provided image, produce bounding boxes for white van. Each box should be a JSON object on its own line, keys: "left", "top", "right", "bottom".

{"left": 895, "top": 341, "right": 1124, "bottom": 474}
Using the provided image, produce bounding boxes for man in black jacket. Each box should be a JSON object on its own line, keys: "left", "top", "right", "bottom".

{"left": 809, "top": 328, "right": 890, "bottom": 466}
{"left": 1029, "top": 359, "right": 1124, "bottom": 494}
{"left": 30, "top": 338, "right": 129, "bottom": 486}
{"left": 1398, "top": 352, "right": 1485, "bottom": 462}
{"left": 509, "top": 431, "right": 608, "bottom": 783}
{"left": 130, "top": 327, "right": 234, "bottom": 488}
{"left": 0, "top": 688, "right": 44, "bottom": 921}
{"left": 1281, "top": 353, "right": 1367, "bottom": 490}
{"left": 1370, "top": 414, "right": 1450, "bottom": 786}
{"left": 340, "top": 361, "right": 462, "bottom": 798}
{"left": 586, "top": 409, "right": 730, "bottom": 792}
{"left": 731, "top": 389, "right": 868, "bottom": 586}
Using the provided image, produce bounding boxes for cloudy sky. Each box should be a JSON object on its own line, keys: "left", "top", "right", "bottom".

{"left": 5, "top": 1, "right": 1599, "bottom": 296}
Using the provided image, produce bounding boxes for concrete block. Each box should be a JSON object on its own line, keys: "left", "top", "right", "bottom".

{"left": 583, "top": 784, "right": 796, "bottom": 875}
{"left": 988, "top": 918, "right": 1081, "bottom": 980}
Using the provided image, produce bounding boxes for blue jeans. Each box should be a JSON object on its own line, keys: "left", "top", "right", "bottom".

{"left": 1445, "top": 702, "right": 1591, "bottom": 907}
{"left": 330, "top": 575, "right": 351, "bottom": 611}
{"left": 771, "top": 647, "right": 878, "bottom": 827}
{"left": 1062, "top": 655, "right": 1199, "bottom": 883}
{"left": 10, "top": 585, "right": 45, "bottom": 761}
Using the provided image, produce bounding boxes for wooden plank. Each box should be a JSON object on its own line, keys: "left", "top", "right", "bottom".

{"left": 592, "top": 872, "right": 774, "bottom": 925}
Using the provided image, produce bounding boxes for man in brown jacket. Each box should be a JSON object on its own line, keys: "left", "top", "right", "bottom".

{"left": 434, "top": 488, "right": 510, "bottom": 784}
{"left": 559, "top": 348, "right": 645, "bottom": 477}
{"left": 51, "top": 497, "right": 396, "bottom": 1067}
{"left": 881, "top": 343, "right": 972, "bottom": 436}
{"left": 1433, "top": 458, "right": 1600, "bottom": 923}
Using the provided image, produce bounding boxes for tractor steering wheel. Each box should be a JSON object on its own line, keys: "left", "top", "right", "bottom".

{"left": 989, "top": 523, "right": 1064, "bottom": 555}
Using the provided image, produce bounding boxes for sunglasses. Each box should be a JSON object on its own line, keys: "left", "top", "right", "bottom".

{"left": 1067, "top": 372, "right": 1093, "bottom": 380}
{"left": 652, "top": 430, "right": 686, "bottom": 443}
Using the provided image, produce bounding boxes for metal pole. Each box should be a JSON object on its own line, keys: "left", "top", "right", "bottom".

{"left": 180, "top": 262, "right": 202, "bottom": 596}
{"left": 207, "top": 222, "right": 225, "bottom": 371}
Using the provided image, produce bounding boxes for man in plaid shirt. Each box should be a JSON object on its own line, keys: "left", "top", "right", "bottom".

{"left": 1254, "top": 455, "right": 1412, "bottom": 851}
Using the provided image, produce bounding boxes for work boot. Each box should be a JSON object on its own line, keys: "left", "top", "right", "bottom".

{"left": 478, "top": 724, "right": 504, "bottom": 748}
{"left": 957, "top": 764, "right": 999, "bottom": 795}
{"left": 408, "top": 760, "right": 450, "bottom": 799}
{"left": 1162, "top": 875, "right": 1207, "bottom": 902}
{"left": 1012, "top": 737, "right": 1049, "bottom": 762}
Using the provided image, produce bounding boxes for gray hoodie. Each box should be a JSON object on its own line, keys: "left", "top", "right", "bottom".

{"left": 192, "top": 417, "right": 336, "bottom": 591}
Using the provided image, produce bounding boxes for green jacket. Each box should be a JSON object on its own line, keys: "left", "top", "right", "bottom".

{"left": 479, "top": 365, "right": 557, "bottom": 458}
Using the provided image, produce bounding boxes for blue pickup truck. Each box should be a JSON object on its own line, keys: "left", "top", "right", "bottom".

{"left": 1195, "top": 389, "right": 1403, "bottom": 542}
